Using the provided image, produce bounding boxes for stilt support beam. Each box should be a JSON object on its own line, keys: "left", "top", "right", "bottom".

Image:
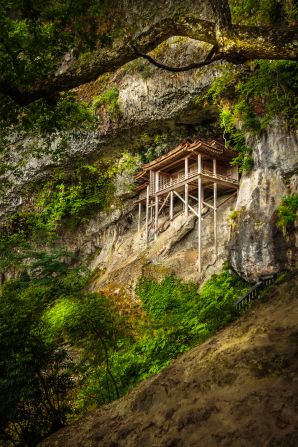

{"left": 185, "top": 157, "right": 189, "bottom": 217}
{"left": 198, "top": 176, "right": 202, "bottom": 273}
{"left": 138, "top": 202, "right": 142, "bottom": 233}
{"left": 145, "top": 186, "right": 149, "bottom": 245}
{"left": 170, "top": 191, "right": 174, "bottom": 221}
{"left": 213, "top": 159, "right": 217, "bottom": 257}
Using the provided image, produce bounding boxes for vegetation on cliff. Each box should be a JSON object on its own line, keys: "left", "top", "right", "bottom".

{"left": 197, "top": 59, "right": 298, "bottom": 172}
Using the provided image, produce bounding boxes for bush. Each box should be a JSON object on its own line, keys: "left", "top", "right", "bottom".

{"left": 0, "top": 251, "right": 87, "bottom": 446}
{"left": 277, "top": 194, "right": 298, "bottom": 236}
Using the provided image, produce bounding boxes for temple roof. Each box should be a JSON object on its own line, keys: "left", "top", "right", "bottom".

{"left": 135, "top": 139, "right": 236, "bottom": 181}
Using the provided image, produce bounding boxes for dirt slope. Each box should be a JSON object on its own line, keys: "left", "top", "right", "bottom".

{"left": 39, "top": 276, "right": 298, "bottom": 447}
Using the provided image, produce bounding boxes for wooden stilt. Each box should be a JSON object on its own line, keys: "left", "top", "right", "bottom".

{"left": 198, "top": 153, "right": 202, "bottom": 174}
{"left": 185, "top": 157, "right": 189, "bottom": 217}
{"left": 198, "top": 176, "right": 202, "bottom": 273}
{"left": 145, "top": 186, "right": 149, "bottom": 244}
{"left": 214, "top": 182, "right": 217, "bottom": 256}
{"left": 154, "top": 171, "right": 159, "bottom": 239}
{"left": 213, "top": 159, "right": 217, "bottom": 257}
{"left": 170, "top": 191, "right": 174, "bottom": 221}
{"left": 138, "top": 202, "right": 142, "bottom": 233}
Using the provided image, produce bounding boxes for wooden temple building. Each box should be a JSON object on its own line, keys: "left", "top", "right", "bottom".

{"left": 135, "top": 139, "right": 239, "bottom": 272}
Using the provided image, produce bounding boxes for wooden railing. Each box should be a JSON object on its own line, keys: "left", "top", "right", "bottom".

{"left": 157, "top": 168, "right": 238, "bottom": 192}
{"left": 233, "top": 275, "right": 275, "bottom": 311}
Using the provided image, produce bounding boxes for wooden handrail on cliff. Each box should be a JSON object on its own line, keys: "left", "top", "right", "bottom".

{"left": 233, "top": 275, "right": 276, "bottom": 311}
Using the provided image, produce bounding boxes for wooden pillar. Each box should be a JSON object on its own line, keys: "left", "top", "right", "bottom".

{"left": 198, "top": 153, "right": 202, "bottom": 174}
{"left": 138, "top": 202, "right": 142, "bottom": 233}
{"left": 170, "top": 191, "right": 174, "bottom": 221}
{"left": 155, "top": 171, "right": 159, "bottom": 193}
{"left": 213, "top": 159, "right": 217, "bottom": 256}
{"left": 185, "top": 157, "right": 189, "bottom": 217}
{"left": 154, "top": 171, "right": 159, "bottom": 239}
{"left": 198, "top": 176, "right": 202, "bottom": 273}
{"left": 213, "top": 158, "right": 217, "bottom": 176}
{"left": 197, "top": 153, "right": 202, "bottom": 272}
{"left": 145, "top": 186, "right": 149, "bottom": 244}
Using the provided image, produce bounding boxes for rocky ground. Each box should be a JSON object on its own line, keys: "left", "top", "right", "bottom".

{"left": 39, "top": 274, "right": 298, "bottom": 447}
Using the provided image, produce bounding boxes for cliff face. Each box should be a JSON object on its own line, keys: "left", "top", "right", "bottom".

{"left": 38, "top": 275, "right": 298, "bottom": 447}
{"left": 0, "top": 38, "right": 218, "bottom": 220}
{"left": 1, "top": 40, "right": 297, "bottom": 289}
{"left": 229, "top": 121, "right": 298, "bottom": 280}
{"left": 56, "top": 121, "right": 297, "bottom": 296}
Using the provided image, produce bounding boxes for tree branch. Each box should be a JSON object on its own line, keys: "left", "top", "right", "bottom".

{"left": 0, "top": 6, "right": 297, "bottom": 107}
{"left": 131, "top": 44, "right": 223, "bottom": 72}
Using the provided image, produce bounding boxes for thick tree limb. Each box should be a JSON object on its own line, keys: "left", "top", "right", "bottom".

{"left": 1, "top": 8, "right": 297, "bottom": 106}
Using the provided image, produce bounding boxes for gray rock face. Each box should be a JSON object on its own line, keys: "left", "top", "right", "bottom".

{"left": 1, "top": 36, "right": 297, "bottom": 286}
{"left": 229, "top": 121, "right": 298, "bottom": 281}
{"left": 57, "top": 191, "right": 236, "bottom": 295}
{"left": 0, "top": 38, "right": 220, "bottom": 222}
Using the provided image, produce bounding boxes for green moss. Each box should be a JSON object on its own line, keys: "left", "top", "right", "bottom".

{"left": 92, "top": 87, "right": 120, "bottom": 118}
{"left": 202, "top": 61, "right": 298, "bottom": 131}
{"left": 2, "top": 151, "right": 141, "bottom": 243}
{"left": 230, "top": 0, "right": 298, "bottom": 26}
{"left": 277, "top": 194, "right": 298, "bottom": 236}
{"left": 2, "top": 161, "right": 115, "bottom": 241}
{"left": 229, "top": 210, "right": 238, "bottom": 221}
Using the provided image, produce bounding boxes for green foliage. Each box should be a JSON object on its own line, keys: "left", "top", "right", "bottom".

{"left": 204, "top": 61, "right": 298, "bottom": 131}
{"left": 199, "top": 60, "right": 298, "bottom": 171}
{"left": 1, "top": 231, "right": 250, "bottom": 445}
{"left": 0, "top": 232, "right": 29, "bottom": 273}
{"left": 74, "top": 269, "right": 247, "bottom": 411}
{"left": 3, "top": 162, "right": 116, "bottom": 240}
{"left": 136, "top": 269, "right": 249, "bottom": 336}
{"left": 139, "top": 132, "right": 169, "bottom": 163}
{"left": 229, "top": 210, "right": 238, "bottom": 221}
{"left": 1, "top": 151, "right": 140, "bottom": 245}
{"left": 46, "top": 268, "right": 249, "bottom": 415}
{"left": 0, "top": 0, "right": 115, "bottom": 141}
{"left": 35, "top": 163, "right": 115, "bottom": 234}
{"left": 44, "top": 292, "right": 125, "bottom": 411}
{"left": 230, "top": 0, "right": 298, "bottom": 26}
{"left": 0, "top": 250, "right": 89, "bottom": 446}
{"left": 92, "top": 87, "right": 120, "bottom": 118}
{"left": 277, "top": 194, "right": 298, "bottom": 236}
{"left": 0, "top": 0, "right": 109, "bottom": 88}
{"left": 219, "top": 109, "right": 253, "bottom": 173}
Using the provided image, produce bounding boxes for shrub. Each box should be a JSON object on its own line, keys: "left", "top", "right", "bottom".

{"left": 277, "top": 194, "right": 298, "bottom": 236}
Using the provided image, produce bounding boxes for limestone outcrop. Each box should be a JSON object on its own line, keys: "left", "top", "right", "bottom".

{"left": 1, "top": 44, "right": 297, "bottom": 287}
{"left": 229, "top": 121, "right": 298, "bottom": 281}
